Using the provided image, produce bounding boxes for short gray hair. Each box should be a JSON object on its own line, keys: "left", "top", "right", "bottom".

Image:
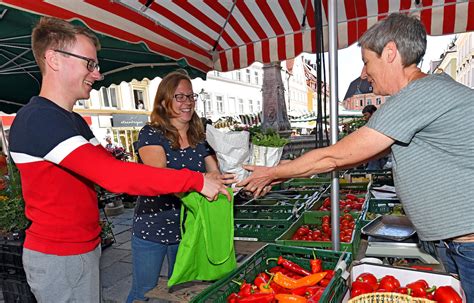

{"left": 358, "top": 13, "right": 426, "bottom": 67}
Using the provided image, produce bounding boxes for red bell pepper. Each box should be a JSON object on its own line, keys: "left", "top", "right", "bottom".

{"left": 227, "top": 292, "right": 240, "bottom": 303}
{"left": 236, "top": 293, "right": 275, "bottom": 303}
{"left": 310, "top": 250, "right": 323, "bottom": 273}
{"left": 322, "top": 269, "right": 334, "bottom": 280}
{"left": 406, "top": 279, "right": 435, "bottom": 297}
{"left": 346, "top": 194, "right": 358, "bottom": 201}
{"left": 378, "top": 275, "right": 400, "bottom": 292}
{"left": 307, "top": 287, "right": 325, "bottom": 302}
{"left": 433, "top": 286, "right": 463, "bottom": 303}
{"left": 266, "top": 256, "right": 312, "bottom": 276}
{"left": 355, "top": 273, "right": 378, "bottom": 291}
{"left": 232, "top": 280, "right": 254, "bottom": 297}
{"left": 318, "top": 278, "right": 331, "bottom": 287}
{"left": 254, "top": 272, "right": 270, "bottom": 288}
{"left": 350, "top": 281, "right": 373, "bottom": 298}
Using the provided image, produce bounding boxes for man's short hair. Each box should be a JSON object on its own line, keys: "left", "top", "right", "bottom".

{"left": 358, "top": 13, "right": 426, "bottom": 67}
{"left": 32, "top": 17, "right": 100, "bottom": 73}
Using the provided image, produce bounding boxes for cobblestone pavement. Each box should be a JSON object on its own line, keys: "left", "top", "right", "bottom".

{"left": 101, "top": 207, "right": 171, "bottom": 303}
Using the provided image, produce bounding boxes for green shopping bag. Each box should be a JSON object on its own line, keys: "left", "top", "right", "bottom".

{"left": 168, "top": 189, "right": 236, "bottom": 286}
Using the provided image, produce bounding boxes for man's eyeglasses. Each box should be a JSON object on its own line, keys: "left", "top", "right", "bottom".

{"left": 54, "top": 49, "right": 100, "bottom": 73}
{"left": 174, "top": 93, "right": 199, "bottom": 103}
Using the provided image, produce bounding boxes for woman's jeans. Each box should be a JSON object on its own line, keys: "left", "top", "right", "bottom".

{"left": 438, "top": 240, "right": 474, "bottom": 303}
{"left": 126, "top": 235, "right": 179, "bottom": 303}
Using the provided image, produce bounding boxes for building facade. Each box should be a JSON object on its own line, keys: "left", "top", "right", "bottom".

{"left": 74, "top": 55, "right": 317, "bottom": 155}
{"left": 341, "top": 77, "right": 387, "bottom": 111}
{"left": 455, "top": 33, "right": 474, "bottom": 87}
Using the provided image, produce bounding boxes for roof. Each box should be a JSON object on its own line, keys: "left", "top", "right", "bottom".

{"left": 343, "top": 77, "right": 373, "bottom": 100}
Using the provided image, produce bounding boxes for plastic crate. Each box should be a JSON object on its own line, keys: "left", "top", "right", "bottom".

{"left": 234, "top": 205, "right": 302, "bottom": 220}
{"left": 281, "top": 177, "right": 332, "bottom": 190}
{"left": 190, "top": 244, "right": 351, "bottom": 303}
{"left": 276, "top": 211, "right": 362, "bottom": 260}
{"left": 262, "top": 189, "right": 320, "bottom": 199}
{"left": 361, "top": 198, "right": 402, "bottom": 226}
{"left": 234, "top": 216, "right": 297, "bottom": 242}
{"left": 0, "top": 239, "right": 26, "bottom": 280}
{"left": 1, "top": 278, "right": 37, "bottom": 303}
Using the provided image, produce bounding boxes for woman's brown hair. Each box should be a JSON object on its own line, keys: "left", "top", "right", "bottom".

{"left": 150, "top": 71, "right": 205, "bottom": 149}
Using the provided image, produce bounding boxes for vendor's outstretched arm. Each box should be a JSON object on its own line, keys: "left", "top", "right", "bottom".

{"left": 238, "top": 127, "right": 393, "bottom": 196}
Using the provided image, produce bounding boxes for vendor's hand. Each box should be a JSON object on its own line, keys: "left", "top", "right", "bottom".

{"left": 237, "top": 165, "right": 276, "bottom": 198}
{"left": 206, "top": 171, "right": 238, "bottom": 185}
{"left": 200, "top": 173, "right": 231, "bottom": 201}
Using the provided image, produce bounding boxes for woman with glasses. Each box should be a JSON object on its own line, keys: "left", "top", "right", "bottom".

{"left": 127, "top": 71, "right": 235, "bottom": 302}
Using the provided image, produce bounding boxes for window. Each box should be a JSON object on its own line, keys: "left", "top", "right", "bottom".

{"left": 254, "top": 71, "right": 259, "bottom": 85}
{"left": 236, "top": 71, "right": 241, "bottom": 81}
{"left": 228, "top": 97, "right": 236, "bottom": 113}
{"left": 249, "top": 99, "right": 253, "bottom": 112}
{"left": 376, "top": 97, "right": 382, "bottom": 105}
{"left": 216, "top": 95, "right": 224, "bottom": 113}
{"left": 133, "top": 89, "right": 145, "bottom": 110}
{"left": 359, "top": 99, "right": 363, "bottom": 106}
{"left": 76, "top": 99, "right": 88, "bottom": 108}
{"left": 238, "top": 98, "right": 244, "bottom": 113}
{"left": 367, "top": 99, "right": 372, "bottom": 105}
{"left": 101, "top": 87, "right": 118, "bottom": 108}
{"left": 256, "top": 100, "right": 261, "bottom": 111}
{"left": 246, "top": 69, "right": 251, "bottom": 83}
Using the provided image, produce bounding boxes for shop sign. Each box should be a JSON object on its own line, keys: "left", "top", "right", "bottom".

{"left": 112, "top": 114, "right": 148, "bottom": 128}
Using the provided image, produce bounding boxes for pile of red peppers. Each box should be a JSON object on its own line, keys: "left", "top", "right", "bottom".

{"left": 226, "top": 254, "right": 334, "bottom": 303}
{"left": 350, "top": 273, "right": 463, "bottom": 302}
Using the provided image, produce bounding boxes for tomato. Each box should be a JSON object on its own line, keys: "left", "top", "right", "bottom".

{"left": 343, "top": 214, "right": 354, "bottom": 222}
{"left": 322, "top": 215, "right": 330, "bottom": 224}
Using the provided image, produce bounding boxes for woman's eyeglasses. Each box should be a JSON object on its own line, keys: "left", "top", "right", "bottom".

{"left": 174, "top": 93, "right": 199, "bottom": 103}
{"left": 54, "top": 49, "right": 100, "bottom": 73}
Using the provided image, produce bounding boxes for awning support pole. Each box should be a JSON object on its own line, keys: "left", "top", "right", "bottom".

{"left": 328, "top": 0, "right": 340, "bottom": 252}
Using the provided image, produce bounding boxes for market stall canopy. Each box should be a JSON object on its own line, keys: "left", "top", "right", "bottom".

{"left": 1, "top": 0, "right": 472, "bottom": 76}
{"left": 0, "top": 4, "right": 206, "bottom": 113}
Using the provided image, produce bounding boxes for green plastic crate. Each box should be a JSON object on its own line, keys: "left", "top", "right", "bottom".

{"left": 276, "top": 211, "right": 362, "bottom": 260}
{"left": 190, "top": 244, "right": 351, "bottom": 303}
{"left": 361, "top": 198, "right": 402, "bottom": 226}
{"left": 234, "top": 205, "right": 302, "bottom": 220}
{"left": 281, "top": 177, "right": 332, "bottom": 190}
{"left": 234, "top": 216, "right": 297, "bottom": 242}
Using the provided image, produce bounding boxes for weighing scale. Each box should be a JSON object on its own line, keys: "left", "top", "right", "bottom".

{"left": 365, "top": 235, "right": 439, "bottom": 264}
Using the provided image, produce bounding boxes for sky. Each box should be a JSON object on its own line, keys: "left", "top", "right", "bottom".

{"left": 309, "top": 34, "right": 456, "bottom": 100}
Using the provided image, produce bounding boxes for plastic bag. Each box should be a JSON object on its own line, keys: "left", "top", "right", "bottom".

{"left": 168, "top": 189, "right": 236, "bottom": 286}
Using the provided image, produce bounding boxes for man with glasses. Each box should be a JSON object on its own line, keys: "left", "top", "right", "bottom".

{"left": 8, "top": 17, "right": 230, "bottom": 303}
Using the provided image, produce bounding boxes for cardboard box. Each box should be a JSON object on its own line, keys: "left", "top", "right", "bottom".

{"left": 342, "top": 263, "right": 466, "bottom": 302}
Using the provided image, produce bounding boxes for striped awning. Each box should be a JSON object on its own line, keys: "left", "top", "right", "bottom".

{"left": 1, "top": 0, "right": 472, "bottom": 73}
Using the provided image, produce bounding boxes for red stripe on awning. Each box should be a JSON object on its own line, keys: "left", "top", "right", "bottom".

{"left": 257, "top": 2, "right": 284, "bottom": 36}
{"left": 467, "top": 1, "right": 474, "bottom": 31}
{"left": 443, "top": 0, "right": 456, "bottom": 34}
{"left": 277, "top": 36, "right": 286, "bottom": 60}
{"left": 279, "top": 0, "right": 301, "bottom": 31}
{"left": 378, "top": 0, "right": 389, "bottom": 20}
{"left": 420, "top": 0, "right": 434, "bottom": 35}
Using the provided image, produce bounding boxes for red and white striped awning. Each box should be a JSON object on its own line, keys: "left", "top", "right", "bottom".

{"left": 1, "top": 0, "right": 473, "bottom": 73}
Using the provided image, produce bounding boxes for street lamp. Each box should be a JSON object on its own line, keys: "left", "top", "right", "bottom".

{"left": 199, "top": 88, "right": 208, "bottom": 118}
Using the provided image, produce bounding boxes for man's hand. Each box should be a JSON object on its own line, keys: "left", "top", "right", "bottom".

{"left": 237, "top": 165, "right": 276, "bottom": 197}
{"left": 200, "top": 173, "right": 231, "bottom": 201}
